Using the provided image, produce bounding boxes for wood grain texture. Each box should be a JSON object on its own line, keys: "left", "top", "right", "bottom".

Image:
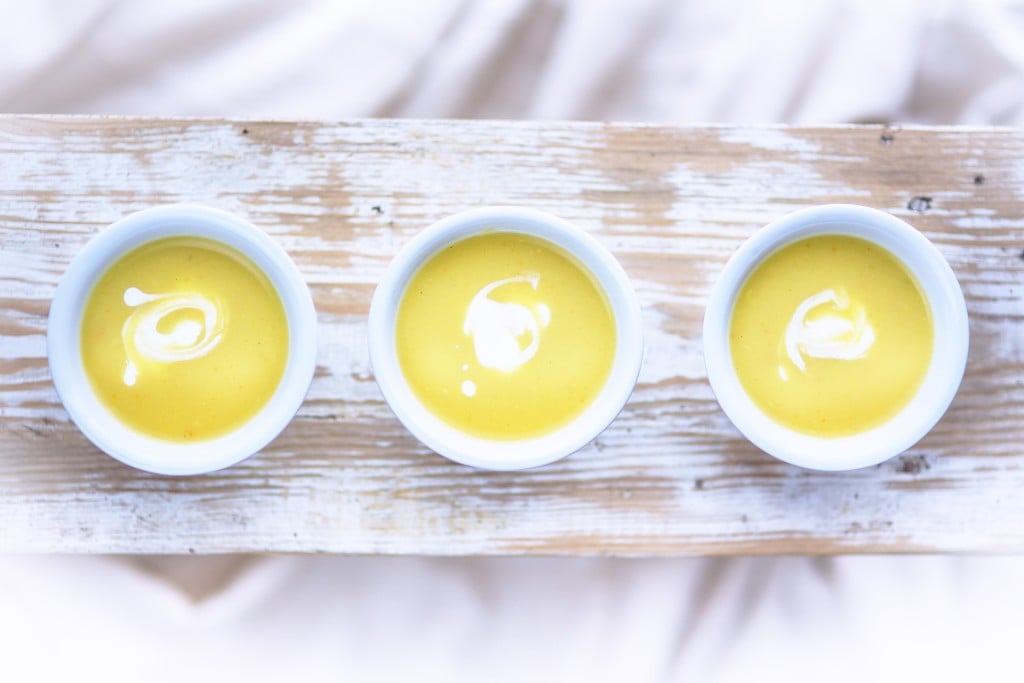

{"left": 2, "top": 116, "right": 1023, "bottom": 555}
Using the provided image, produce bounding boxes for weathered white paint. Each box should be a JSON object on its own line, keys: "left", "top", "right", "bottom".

{"left": 1, "top": 116, "right": 1023, "bottom": 554}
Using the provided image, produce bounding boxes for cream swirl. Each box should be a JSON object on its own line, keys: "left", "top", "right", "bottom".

{"left": 120, "top": 287, "right": 225, "bottom": 386}
{"left": 463, "top": 274, "right": 550, "bottom": 376}
{"left": 783, "top": 288, "right": 875, "bottom": 376}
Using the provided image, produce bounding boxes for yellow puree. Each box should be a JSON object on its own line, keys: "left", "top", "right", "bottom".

{"left": 396, "top": 232, "right": 616, "bottom": 440}
{"left": 730, "top": 235, "right": 933, "bottom": 437}
{"left": 81, "top": 237, "right": 288, "bottom": 441}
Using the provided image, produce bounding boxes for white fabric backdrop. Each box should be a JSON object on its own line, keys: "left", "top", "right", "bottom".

{"left": 3, "top": 0, "right": 1024, "bottom": 680}
{"left": 2, "top": 554, "right": 1024, "bottom": 681}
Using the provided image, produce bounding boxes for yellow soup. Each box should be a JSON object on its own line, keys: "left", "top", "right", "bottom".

{"left": 396, "top": 232, "right": 616, "bottom": 440}
{"left": 81, "top": 236, "right": 288, "bottom": 441}
{"left": 730, "top": 234, "right": 933, "bottom": 437}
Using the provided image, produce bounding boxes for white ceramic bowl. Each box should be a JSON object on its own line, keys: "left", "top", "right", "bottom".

{"left": 48, "top": 204, "right": 318, "bottom": 475}
{"left": 703, "top": 204, "right": 969, "bottom": 471}
{"left": 368, "top": 206, "right": 644, "bottom": 471}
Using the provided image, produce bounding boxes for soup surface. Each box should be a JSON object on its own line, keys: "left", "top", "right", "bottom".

{"left": 396, "top": 231, "right": 616, "bottom": 440}
{"left": 81, "top": 236, "right": 288, "bottom": 441}
{"left": 729, "top": 234, "right": 933, "bottom": 437}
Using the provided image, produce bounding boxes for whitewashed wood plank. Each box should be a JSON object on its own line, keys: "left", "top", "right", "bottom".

{"left": 1, "top": 116, "right": 1023, "bottom": 554}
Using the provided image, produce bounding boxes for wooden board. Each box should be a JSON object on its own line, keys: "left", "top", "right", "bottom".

{"left": 2, "top": 116, "right": 1022, "bottom": 554}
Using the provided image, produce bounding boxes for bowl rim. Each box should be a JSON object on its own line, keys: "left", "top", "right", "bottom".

{"left": 702, "top": 203, "right": 969, "bottom": 471}
{"left": 47, "top": 203, "right": 318, "bottom": 476}
{"left": 367, "top": 206, "right": 644, "bottom": 471}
